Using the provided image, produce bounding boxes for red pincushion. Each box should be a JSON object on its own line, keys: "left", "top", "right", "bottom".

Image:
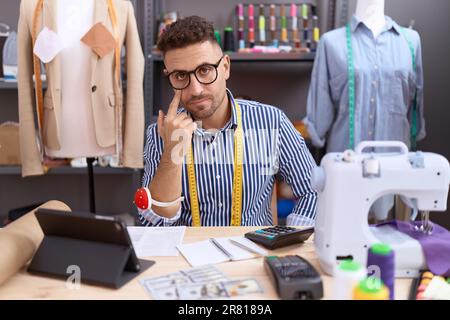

{"left": 134, "top": 187, "right": 150, "bottom": 210}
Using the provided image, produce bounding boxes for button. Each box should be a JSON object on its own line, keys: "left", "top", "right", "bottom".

{"left": 371, "top": 98, "right": 375, "bottom": 103}
{"left": 372, "top": 81, "right": 377, "bottom": 86}
{"left": 91, "top": 85, "right": 97, "bottom": 92}
{"left": 369, "top": 131, "right": 373, "bottom": 136}
{"left": 374, "top": 65, "right": 379, "bottom": 70}
{"left": 216, "top": 175, "right": 221, "bottom": 180}
{"left": 218, "top": 202, "right": 223, "bottom": 207}
{"left": 369, "top": 114, "right": 374, "bottom": 120}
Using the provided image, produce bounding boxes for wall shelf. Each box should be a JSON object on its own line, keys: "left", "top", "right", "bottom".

{"left": 0, "top": 80, "right": 19, "bottom": 90}
{"left": 0, "top": 80, "right": 49, "bottom": 90}
{"left": 0, "top": 166, "right": 139, "bottom": 176}
{"left": 150, "top": 52, "right": 315, "bottom": 62}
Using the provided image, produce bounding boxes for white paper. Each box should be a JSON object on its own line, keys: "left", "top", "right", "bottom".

{"left": 33, "top": 27, "right": 64, "bottom": 63}
{"left": 127, "top": 226, "right": 186, "bottom": 257}
{"left": 177, "top": 237, "right": 261, "bottom": 267}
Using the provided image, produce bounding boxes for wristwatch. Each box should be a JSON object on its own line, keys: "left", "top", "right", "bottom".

{"left": 134, "top": 187, "right": 184, "bottom": 210}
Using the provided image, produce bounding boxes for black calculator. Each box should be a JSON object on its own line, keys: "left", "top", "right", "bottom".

{"left": 244, "top": 226, "right": 314, "bottom": 250}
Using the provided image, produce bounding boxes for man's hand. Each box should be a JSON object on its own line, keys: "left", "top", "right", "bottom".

{"left": 157, "top": 90, "right": 197, "bottom": 163}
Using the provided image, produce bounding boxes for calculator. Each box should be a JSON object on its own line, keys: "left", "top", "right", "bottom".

{"left": 244, "top": 226, "right": 314, "bottom": 250}
{"left": 264, "top": 255, "right": 323, "bottom": 300}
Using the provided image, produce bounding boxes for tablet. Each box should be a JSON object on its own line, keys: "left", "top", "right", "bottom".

{"left": 29, "top": 209, "right": 154, "bottom": 288}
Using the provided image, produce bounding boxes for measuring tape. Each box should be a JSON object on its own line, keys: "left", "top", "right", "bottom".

{"left": 345, "top": 23, "right": 418, "bottom": 150}
{"left": 187, "top": 100, "right": 244, "bottom": 227}
{"left": 107, "top": 0, "right": 124, "bottom": 164}
{"left": 31, "top": 0, "right": 45, "bottom": 146}
{"left": 32, "top": 0, "right": 121, "bottom": 157}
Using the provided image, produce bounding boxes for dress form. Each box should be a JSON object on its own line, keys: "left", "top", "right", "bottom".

{"left": 355, "top": 0, "right": 386, "bottom": 38}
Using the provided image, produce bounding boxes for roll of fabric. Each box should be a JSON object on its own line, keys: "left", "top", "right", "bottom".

{"left": 0, "top": 200, "right": 71, "bottom": 286}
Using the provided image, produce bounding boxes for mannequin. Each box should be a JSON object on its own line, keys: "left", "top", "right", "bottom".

{"left": 305, "top": 0, "right": 425, "bottom": 220}
{"left": 355, "top": 0, "right": 386, "bottom": 38}
{"left": 17, "top": 0, "right": 145, "bottom": 179}
{"left": 44, "top": 0, "right": 115, "bottom": 158}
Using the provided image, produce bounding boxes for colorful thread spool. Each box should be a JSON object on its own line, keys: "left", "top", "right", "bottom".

{"left": 214, "top": 30, "right": 222, "bottom": 49}
{"left": 353, "top": 277, "right": 389, "bottom": 300}
{"left": 333, "top": 260, "right": 366, "bottom": 300}
{"left": 367, "top": 243, "right": 395, "bottom": 300}
{"left": 223, "top": 27, "right": 235, "bottom": 52}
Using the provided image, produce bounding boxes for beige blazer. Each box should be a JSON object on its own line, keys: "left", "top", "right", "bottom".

{"left": 17, "top": 0, "right": 145, "bottom": 177}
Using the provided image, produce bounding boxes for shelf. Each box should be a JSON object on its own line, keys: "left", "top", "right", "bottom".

{"left": 0, "top": 80, "right": 48, "bottom": 90}
{"left": 0, "top": 166, "right": 140, "bottom": 176}
{"left": 0, "top": 80, "right": 19, "bottom": 90}
{"left": 150, "top": 51, "right": 315, "bottom": 62}
{"left": 0, "top": 80, "right": 125, "bottom": 90}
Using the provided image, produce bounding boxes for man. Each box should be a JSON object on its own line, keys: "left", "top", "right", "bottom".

{"left": 138, "top": 16, "right": 317, "bottom": 226}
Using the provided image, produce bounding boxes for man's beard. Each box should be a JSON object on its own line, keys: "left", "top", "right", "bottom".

{"left": 186, "top": 95, "right": 217, "bottom": 120}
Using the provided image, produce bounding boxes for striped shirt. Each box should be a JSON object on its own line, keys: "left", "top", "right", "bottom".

{"left": 138, "top": 89, "right": 317, "bottom": 227}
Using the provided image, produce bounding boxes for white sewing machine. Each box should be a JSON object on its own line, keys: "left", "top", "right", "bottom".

{"left": 312, "top": 141, "right": 450, "bottom": 278}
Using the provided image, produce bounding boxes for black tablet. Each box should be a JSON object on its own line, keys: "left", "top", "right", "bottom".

{"left": 28, "top": 209, "right": 155, "bottom": 288}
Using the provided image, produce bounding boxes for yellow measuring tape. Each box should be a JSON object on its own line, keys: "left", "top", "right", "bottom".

{"left": 107, "top": 0, "right": 120, "bottom": 84}
{"left": 107, "top": 0, "right": 124, "bottom": 163}
{"left": 187, "top": 101, "right": 244, "bottom": 226}
{"left": 32, "top": 0, "right": 121, "bottom": 157}
{"left": 31, "top": 0, "right": 45, "bottom": 143}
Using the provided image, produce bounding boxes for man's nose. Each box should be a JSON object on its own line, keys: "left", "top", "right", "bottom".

{"left": 187, "top": 73, "right": 204, "bottom": 95}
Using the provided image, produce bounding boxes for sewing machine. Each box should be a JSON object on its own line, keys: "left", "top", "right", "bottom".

{"left": 312, "top": 141, "right": 450, "bottom": 278}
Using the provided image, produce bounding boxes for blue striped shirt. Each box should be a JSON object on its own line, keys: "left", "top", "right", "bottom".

{"left": 138, "top": 89, "right": 317, "bottom": 227}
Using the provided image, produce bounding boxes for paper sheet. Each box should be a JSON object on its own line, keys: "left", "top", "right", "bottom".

{"left": 127, "top": 226, "right": 186, "bottom": 257}
{"left": 177, "top": 236, "right": 265, "bottom": 267}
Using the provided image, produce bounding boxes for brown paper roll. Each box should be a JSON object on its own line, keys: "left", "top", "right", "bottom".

{"left": 0, "top": 200, "right": 71, "bottom": 287}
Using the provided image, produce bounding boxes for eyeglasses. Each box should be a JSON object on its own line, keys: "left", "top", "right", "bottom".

{"left": 166, "top": 55, "right": 225, "bottom": 90}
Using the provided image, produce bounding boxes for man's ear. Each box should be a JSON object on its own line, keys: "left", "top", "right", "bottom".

{"left": 223, "top": 54, "right": 231, "bottom": 80}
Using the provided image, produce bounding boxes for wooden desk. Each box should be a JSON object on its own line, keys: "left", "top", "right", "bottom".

{"left": 0, "top": 227, "right": 412, "bottom": 300}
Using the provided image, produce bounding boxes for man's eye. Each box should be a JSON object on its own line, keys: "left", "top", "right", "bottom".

{"left": 198, "top": 66, "right": 212, "bottom": 75}
{"left": 174, "top": 73, "right": 187, "bottom": 81}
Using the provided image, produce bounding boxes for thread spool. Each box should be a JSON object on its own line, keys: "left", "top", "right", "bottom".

{"left": 291, "top": 4, "right": 297, "bottom": 30}
{"left": 303, "top": 19, "right": 309, "bottom": 29}
{"left": 367, "top": 243, "right": 395, "bottom": 300}
{"left": 353, "top": 277, "right": 389, "bottom": 300}
{"left": 303, "top": 29, "right": 309, "bottom": 40}
{"left": 237, "top": 3, "right": 243, "bottom": 17}
{"left": 223, "top": 27, "right": 235, "bottom": 52}
{"left": 238, "top": 18, "right": 244, "bottom": 30}
{"left": 313, "top": 27, "right": 320, "bottom": 42}
{"left": 214, "top": 30, "right": 222, "bottom": 49}
{"left": 258, "top": 5, "right": 266, "bottom": 44}
{"left": 332, "top": 260, "right": 367, "bottom": 300}
{"left": 238, "top": 29, "right": 245, "bottom": 49}
{"left": 302, "top": 4, "right": 308, "bottom": 19}
{"left": 248, "top": 4, "right": 254, "bottom": 17}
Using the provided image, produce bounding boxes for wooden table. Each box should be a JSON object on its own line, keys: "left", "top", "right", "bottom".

{"left": 0, "top": 227, "right": 412, "bottom": 300}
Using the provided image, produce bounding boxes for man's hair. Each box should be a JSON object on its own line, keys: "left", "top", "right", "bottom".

{"left": 157, "top": 16, "right": 219, "bottom": 54}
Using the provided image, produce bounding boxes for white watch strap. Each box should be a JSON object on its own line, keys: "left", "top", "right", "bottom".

{"left": 145, "top": 187, "right": 184, "bottom": 208}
